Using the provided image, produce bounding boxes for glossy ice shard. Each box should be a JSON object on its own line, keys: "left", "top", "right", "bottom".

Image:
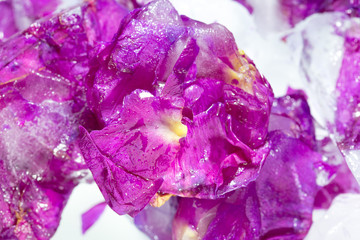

{"left": 335, "top": 20, "right": 360, "bottom": 180}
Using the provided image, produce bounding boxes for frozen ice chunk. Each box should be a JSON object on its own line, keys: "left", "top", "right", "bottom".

{"left": 286, "top": 13, "right": 345, "bottom": 129}
{"left": 306, "top": 194, "right": 360, "bottom": 240}
{"left": 287, "top": 13, "right": 360, "bottom": 185}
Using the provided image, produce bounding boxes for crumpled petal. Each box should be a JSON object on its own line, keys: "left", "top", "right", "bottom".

{"left": 175, "top": 131, "right": 319, "bottom": 240}
{"left": 81, "top": 90, "right": 184, "bottom": 181}
{"left": 80, "top": 0, "right": 273, "bottom": 216}
{"left": 80, "top": 88, "right": 268, "bottom": 215}
{"left": 79, "top": 124, "right": 164, "bottom": 217}
{"left": 135, "top": 92, "right": 320, "bottom": 239}
{"left": 86, "top": 0, "right": 272, "bottom": 126}
{"left": 86, "top": 0, "right": 187, "bottom": 123}
{"left": 136, "top": 131, "right": 320, "bottom": 240}
{"left": 269, "top": 88, "right": 316, "bottom": 148}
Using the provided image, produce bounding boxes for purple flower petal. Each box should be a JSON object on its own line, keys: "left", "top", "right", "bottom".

{"left": 79, "top": 124, "right": 164, "bottom": 216}
{"left": 257, "top": 131, "right": 319, "bottom": 239}
{"left": 80, "top": 0, "right": 273, "bottom": 216}
{"left": 86, "top": 0, "right": 187, "bottom": 123}
{"left": 270, "top": 88, "right": 316, "bottom": 148}
{"left": 135, "top": 92, "right": 321, "bottom": 239}
{"left": 153, "top": 131, "right": 319, "bottom": 240}
{"left": 172, "top": 183, "right": 260, "bottom": 240}
{"left": 134, "top": 198, "right": 178, "bottom": 240}
{"left": 161, "top": 101, "right": 269, "bottom": 197}
{"left": 81, "top": 202, "right": 107, "bottom": 234}
{"left": 170, "top": 131, "right": 319, "bottom": 240}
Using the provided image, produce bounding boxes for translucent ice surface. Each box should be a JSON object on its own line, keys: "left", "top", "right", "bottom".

{"left": 286, "top": 13, "right": 346, "bottom": 129}
{"left": 306, "top": 194, "right": 360, "bottom": 240}
{"left": 287, "top": 13, "right": 360, "bottom": 185}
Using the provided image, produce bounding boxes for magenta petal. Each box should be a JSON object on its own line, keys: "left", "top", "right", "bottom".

{"left": 79, "top": 126, "right": 163, "bottom": 216}
{"left": 81, "top": 202, "right": 107, "bottom": 234}
{"left": 257, "top": 131, "right": 319, "bottom": 239}
{"left": 80, "top": 0, "right": 273, "bottom": 215}
{"left": 87, "top": 0, "right": 272, "bottom": 126}
{"left": 168, "top": 132, "right": 319, "bottom": 240}
{"left": 161, "top": 102, "right": 269, "bottom": 197}
{"left": 83, "top": 90, "right": 184, "bottom": 180}
{"left": 270, "top": 89, "right": 316, "bottom": 148}
{"left": 87, "top": 0, "right": 186, "bottom": 123}
{"left": 134, "top": 198, "right": 178, "bottom": 240}
{"left": 172, "top": 183, "right": 261, "bottom": 240}
{"left": 202, "top": 183, "right": 260, "bottom": 240}
{"left": 78, "top": 89, "right": 184, "bottom": 213}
